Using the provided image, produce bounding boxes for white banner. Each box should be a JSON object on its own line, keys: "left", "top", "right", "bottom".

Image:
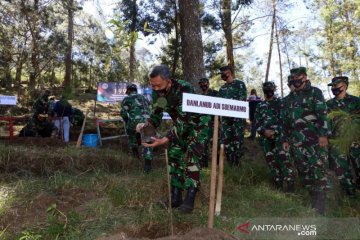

{"left": 0, "top": 95, "right": 17, "bottom": 105}
{"left": 182, "top": 93, "right": 249, "bottom": 119}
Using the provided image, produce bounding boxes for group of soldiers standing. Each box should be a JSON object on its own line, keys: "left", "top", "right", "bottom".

{"left": 120, "top": 64, "right": 359, "bottom": 215}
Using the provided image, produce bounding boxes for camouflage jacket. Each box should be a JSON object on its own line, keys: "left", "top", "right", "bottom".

{"left": 255, "top": 97, "right": 283, "bottom": 137}
{"left": 326, "top": 94, "right": 360, "bottom": 136}
{"left": 25, "top": 118, "right": 57, "bottom": 137}
{"left": 282, "top": 81, "right": 331, "bottom": 144}
{"left": 149, "top": 79, "right": 209, "bottom": 142}
{"left": 120, "top": 92, "right": 151, "bottom": 129}
{"left": 218, "top": 78, "right": 247, "bottom": 122}
{"left": 32, "top": 96, "right": 49, "bottom": 115}
{"left": 201, "top": 88, "right": 218, "bottom": 97}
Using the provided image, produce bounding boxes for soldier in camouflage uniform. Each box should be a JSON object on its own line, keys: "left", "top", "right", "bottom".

{"left": 255, "top": 82, "right": 295, "bottom": 192}
{"left": 19, "top": 113, "right": 58, "bottom": 138}
{"left": 218, "top": 65, "right": 247, "bottom": 166}
{"left": 282, "top": 67, "right": 331, "bottom": 214}
{"left": 327, "top": 76, "right": 360, "bottom": 194}
{"left": 120, "top": 84, "right": 153, "bottom": 173}
{"left": 32, "top": 90, "right": 51, "bottom": 116}
{"left": 137, "top": 65, "right": 210, "bottom": 213}
{"left": 198, "top": 77, "right": 218, "bottom": 168}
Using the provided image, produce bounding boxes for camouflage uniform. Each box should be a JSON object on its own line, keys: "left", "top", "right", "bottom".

{"left": 20, "top": 116, "right": 57, "bottom": 138}
{"left": 148, "top": 79, "right": 210, "bottom": 189}
{"left": 283, "top": 81, "right": 331, "bottom": 192}
{"left": 32, "top": 95, "right": 49, "bottom": 116}
{"left": 327, "top": 94, "right": 360, "bottom": 190}
{"left": 120, "top": 92, "right": 153, "bottom": 162}
{"left": 71, "top": 108, "right": 85, "bottom": 127}
{"left": 255, "top": 97, "right": 295, "bottom": 188}
{"left": 218, "top": 79, "right": 247, "bottom": 165}
{"left": 199, "top": 88, "right": 218, "bottom": 168}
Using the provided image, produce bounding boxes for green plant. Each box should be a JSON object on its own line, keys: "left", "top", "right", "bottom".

{"left": 328, "top": 110, "right": 360, "bottom": 154}
{"left": 44, "top": 204, "right": 81, "bottom": 239}
{"left": 18, "top": 230, "right": 42, "bottom": 240}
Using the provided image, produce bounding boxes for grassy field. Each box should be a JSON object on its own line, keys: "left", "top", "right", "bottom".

{"left": 0, "top": 137, "right": 359, "bottom": 240}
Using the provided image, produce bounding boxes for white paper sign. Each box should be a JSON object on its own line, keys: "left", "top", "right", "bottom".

{"left": 182, "top": 93, "right": 249, "bottom": 119}
{"left": 0, "top": 95, "right": 17, "bottom": 105}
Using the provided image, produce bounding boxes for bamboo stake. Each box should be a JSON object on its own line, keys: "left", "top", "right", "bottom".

{"left": 215, "top": 144, "right": 224, "bottom": 216}
{"left": 165, "top": 149, "right": 174, "bottom": 236}
{"left": 208, "top": 115, "right": 219, "bottom": 228}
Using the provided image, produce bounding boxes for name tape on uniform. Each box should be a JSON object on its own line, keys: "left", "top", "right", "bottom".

{"left": 0, "top": 95, "right": 17, "bottom": 105}
{"left": 182, "top": 93, "right": 249, "bottom": 119}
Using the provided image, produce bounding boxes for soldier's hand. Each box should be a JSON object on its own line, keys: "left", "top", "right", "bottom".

{"left": 264, "top": 130, "right": 275, "bottom": 139}
{"left": 143, "top": 136, "right": 169, "bottom": 148}
{"left": 283, "top": 142, "right": 290, "bottom": 151}
{"left": 318, "top": 136, "right": 328, "bottom": 148}
{"left": 136, "top": 123, "right": 145, "bottom": 133}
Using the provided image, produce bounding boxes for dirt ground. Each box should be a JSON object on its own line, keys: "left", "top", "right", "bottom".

{"left": 98, "top": 227, "right": 237, "bottom": 240}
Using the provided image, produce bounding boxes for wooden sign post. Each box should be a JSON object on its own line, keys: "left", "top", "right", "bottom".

{"left": 182, "top": 93, "right": 249, "bottom": 229}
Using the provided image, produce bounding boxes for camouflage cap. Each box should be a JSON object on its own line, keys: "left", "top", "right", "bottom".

{"left": 328, "top": 76, "right": 349, "bottom": 86}
{"left": 262, "top": 81, "right": 276, "bottom": 90}
{"left": 287, "top": 75, "right": 293, "bottom": 82}
{"left": 219, "top": 65, "right": 233, "bottom": 74}
{"left": 198, "top": 78, "right": 209, "bottom": 84}
{"left": 290, "top": 67, "right": 307, "bottom": 76}
{"left": 126, "top": 83, "right": 137, "bottom": 92}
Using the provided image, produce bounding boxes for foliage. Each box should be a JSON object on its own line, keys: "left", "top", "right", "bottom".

{"left": 328, "top": 110, "right": 360, "bottom": 154}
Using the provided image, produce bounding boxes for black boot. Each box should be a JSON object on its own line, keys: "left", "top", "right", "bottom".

{"left": 286, "top": 181, "right": 295, "bottom": 193}
{"left": 311, "top": 190, "right": 326, "bottom": 214}
{"left": 226, "top": 154, "right": 233, "bottom": 166}
{"left": 143, "top": 160, "right": 151, "bottom": 174}
{"left": 345, "top": 188, "right": 356, "bottom": 198}
{"left": 356, "top": 178, "right": 360, "bottom": 190}
{"left": 171, "top": 187, "right": 183, "bottom": 208}
{"left": 178, "top": 187, "right": 197, "bottom": 213}
{"left": 273, "top": 179, "right": 283, "bottom": 191}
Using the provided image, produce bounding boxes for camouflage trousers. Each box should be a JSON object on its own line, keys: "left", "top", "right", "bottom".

{"left": 169, "top": 116, "right": 210, "bottom": 190}
{"left": 221, "top": 118, "right": 244, "bottom": 160}
{"left": 127, "top": 128, "right": 153, "bottom": 161}
{"left": 349, "top": 142, "right": 360, "bottom": 180}
{"left": 328, "top": 144, "right": 355, "bottom": 191}
{"left": 291, "top": 143, "right": 328, "bottom": 192}
{"left": 260, "top": 137, "right": 295, "bottom": 183}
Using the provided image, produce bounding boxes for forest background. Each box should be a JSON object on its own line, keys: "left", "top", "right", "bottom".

{"left": 0, "top": 0, "right": 359, "bottom": 103}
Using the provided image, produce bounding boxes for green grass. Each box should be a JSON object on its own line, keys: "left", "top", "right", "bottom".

{"left": 0, "top": 140, "right": 360, "bottom": 239}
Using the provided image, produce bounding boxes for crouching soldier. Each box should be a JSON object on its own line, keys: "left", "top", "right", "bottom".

{"left": 19, "top": 113, "right": 58, "bottom": 138}
{"left": 255, "top": 82, "right": 295, "bottom": 192}
{"left": 120, "top": 84, "right": 153, "bottom": 173}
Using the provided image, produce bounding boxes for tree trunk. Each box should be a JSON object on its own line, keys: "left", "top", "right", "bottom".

{"left": 275, "top": 19, "right": 283, "bottom": 97}
{"left": 129, "top": 0, "right": 137, "bottom": 82}
{"left": 265, "top": 0, "right": 277, "bottom": 82}
{"left": 171, "top": 0, "right": 180, "bottom": 77}
{"left": 221, "top": 0, "right": 235, "bottom": 70}
{"left": 64, "top": 0, "right": 74, "bottom": 90}
{"left": 178, "top": 0, "right": 205, "bottom": 90}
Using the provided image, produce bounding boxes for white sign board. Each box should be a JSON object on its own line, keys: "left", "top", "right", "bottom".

{"left": 182, "top": 93, "right": 249, "bottom": 119}
{"left": 0, "top": 95, "right": 17, "bottom": 105}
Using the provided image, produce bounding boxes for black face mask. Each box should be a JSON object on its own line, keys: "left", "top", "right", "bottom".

{"left": 221, "top": 73, "right": 228, "bottom": 81}
{"left": 331, "top": 87, "right": 343, "bottom": 96}
{"left": 291, "top": 79, "right": 304, "bottom": 88}
{"left": 264, "top": 90, "right": 274, "bottom": 98}
{"left": 154, "top": 87, "right": 168, "bottom": 96}
{"left": 200, "top": 85, "right": 208, "bottom": 91}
